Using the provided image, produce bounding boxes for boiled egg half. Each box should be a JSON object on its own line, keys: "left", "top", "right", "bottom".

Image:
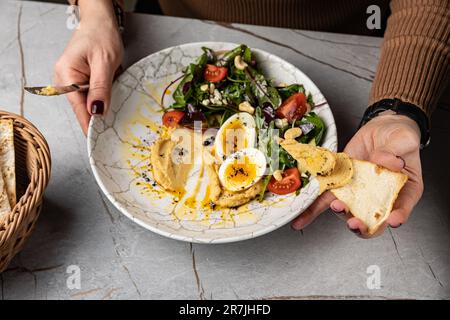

{"left": 214, "top": 112, "right": 256, "bottom": 162}
{"left": 218, "top": 148, "right": 267, "bottom": 192}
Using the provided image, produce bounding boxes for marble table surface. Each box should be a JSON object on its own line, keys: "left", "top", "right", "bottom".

{"left": 0, "top": 0, "right": 448, "bottom": 300}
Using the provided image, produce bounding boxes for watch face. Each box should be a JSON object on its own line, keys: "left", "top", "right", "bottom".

{"left": 421, "top": 136, "right": 431, "bottom": 149}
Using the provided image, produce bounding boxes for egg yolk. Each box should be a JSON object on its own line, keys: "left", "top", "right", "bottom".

{"left": 222, "top": 120, "right": 248, "bottom": 156}
{"left": 224, "top": 156, "right": 257, "bottom": 189}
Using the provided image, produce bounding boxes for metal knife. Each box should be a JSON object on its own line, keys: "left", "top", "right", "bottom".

{"left": 24, "top": 83, "right": 90, "bottom": 96}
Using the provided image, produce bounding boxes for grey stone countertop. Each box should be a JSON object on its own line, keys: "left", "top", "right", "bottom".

{"left": 0, "top": 0, "right": 448, "bottom": 300}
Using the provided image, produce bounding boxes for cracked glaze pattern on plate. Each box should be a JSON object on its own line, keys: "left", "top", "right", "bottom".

{"left": 87, "top": 42, "right": 337, "bottom": 243}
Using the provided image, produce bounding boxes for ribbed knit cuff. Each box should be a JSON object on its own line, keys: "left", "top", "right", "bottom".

{"left": 369, "top": 0, "right": 450, "bottom": 118}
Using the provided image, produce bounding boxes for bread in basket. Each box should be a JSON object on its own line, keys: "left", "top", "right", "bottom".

{"left": 0, "top": 111, "right": 51, "bottom": 272}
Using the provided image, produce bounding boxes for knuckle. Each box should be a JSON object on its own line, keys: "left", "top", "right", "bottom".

{"left": 392, "top": 127, "right": 420, "bottom": 146}
{"left": 89, "top": 80, "right": 110, "bottom": 91}
{"left": 404, "top": 130, "right": 420, "bottom": 145}
{"left": 54, "top": 58, "right": 66, "bottom": 74}
{"left": 95, "top": 49, "right": 122, "bottom": 66}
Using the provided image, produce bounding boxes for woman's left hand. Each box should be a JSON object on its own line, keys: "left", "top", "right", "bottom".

{"left": 291, "top": 111, "right": 424, "bottom": 238}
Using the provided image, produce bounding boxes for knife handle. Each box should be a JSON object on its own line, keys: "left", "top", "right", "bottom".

{"left": 71, "top": 83, "right": 90, "bottom": 91}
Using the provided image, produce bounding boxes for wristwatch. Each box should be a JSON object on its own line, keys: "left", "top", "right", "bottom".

{"left": 111, "top": 0, "right": 125, "bottom": 33}
{"left": 359, "top": 98, "right": 431, "bottom": 149}
{"left": 70, "top": 0, "right": 124, "bottom": 33}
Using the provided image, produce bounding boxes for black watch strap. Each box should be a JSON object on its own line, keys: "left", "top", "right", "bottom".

{"left": 112, "top": 0, "right": 125, "bottom": 33}
{"left": 359, "top": 99, "right": 431, "bottom": 149}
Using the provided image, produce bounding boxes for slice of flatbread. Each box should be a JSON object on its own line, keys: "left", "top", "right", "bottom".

{"left": 279, "top": 138, "right": 336, "bottom": 176}
{"left": 0, "top": 172, "right": 11, "bottom": 227}
{"left": 331, "top": 159, "right": 408, "bottom": 235}
{"left": 317, "top": 152, "right": 353, "bottom": 194}
{"left": 0, "top": 119, "right": 16, "bottom": 208}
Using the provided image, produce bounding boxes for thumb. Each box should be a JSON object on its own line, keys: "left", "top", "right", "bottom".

{"left": 291, "top": 191, "right": 335, "bottom": 230}
{"left": 369, "top": 148, "right": 405, "bottom": 172}
{"left": 87, "top": 59, "right": 114, "bottom": 116}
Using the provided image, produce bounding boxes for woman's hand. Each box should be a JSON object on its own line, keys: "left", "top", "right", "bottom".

{"left": 54, "top": 0, "right": 123, "bottom": 135}
{"left": 291, "top": 111, "right": 424, "bottom": 238}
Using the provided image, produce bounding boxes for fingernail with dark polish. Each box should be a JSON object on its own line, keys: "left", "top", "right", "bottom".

{"left": 91, "top": 100, "right": 104, "bottom": 115}
{"left": 396, "top": 156, "right": 406, "bottom": 168}
{"left": 390, "top": 223, "right": 402, "bottom": 228}
{"left": 348, "top": 226, "right": 361, "bottom": 235}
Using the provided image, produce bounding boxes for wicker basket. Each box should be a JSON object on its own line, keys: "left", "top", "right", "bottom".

{"left": 0, "top": 111, "right": 51, "bottom": 272}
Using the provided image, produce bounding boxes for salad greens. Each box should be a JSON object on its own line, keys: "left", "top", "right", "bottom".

{"left": 166, "top": 45, "right": 285, "bottom": 119}
{"left": 171, "top": 47, "right": 214, "bottom": 109}
{"left": 163, "top": 44, "right": 327, "bottom": 198}
{"left": 297, "top": 112, "right": 326, "bottom": 145}
{"left": 277, "top": 84, "right": 305, "bottom": 100}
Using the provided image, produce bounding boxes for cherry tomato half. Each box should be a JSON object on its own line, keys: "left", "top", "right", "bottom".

{"left": 267, "top": 168, "right": 301, "bottom": 195}
{"left": 275, "top": 92, "right": 307, "bottom": 123}
{"left": 162, "top": 111, "right": 185, "bottom": 128}
{"left": 204, "top": 64, "right": 228, "bottom": 83}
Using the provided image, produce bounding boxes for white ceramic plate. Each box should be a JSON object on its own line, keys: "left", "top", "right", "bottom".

{"left": 88, "top": 42, "right": 337, "bottom": 243}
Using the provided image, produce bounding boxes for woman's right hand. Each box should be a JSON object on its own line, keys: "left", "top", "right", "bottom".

{"left": 54, "top": 0, "right": 123, "bottom": 135}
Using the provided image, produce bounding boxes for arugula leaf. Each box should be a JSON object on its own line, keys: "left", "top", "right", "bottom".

{"left": 217, "top": 44, "right": 248, "bottom": 67}
{"left": 222, "top": 82, "right": 245, "bottom": 106}
{"left": 219, "top": 109, "right": 233, "bottom": 126}
{"left": 301, "top": 176, "right": 310, "bottom": 187}
{"left": 257, "top": 120, "right": 273, "bottom": 161}
{"left": 171, "top": 47, "right": 212, "bottom": 108}
{"left": 307, "top": 92, "right": 315, "bottom": 108}
{"left": 203, "top": 111, "right": 220, "bottom": 128}
{"left": 266, "top": 86, "right": 282, "bottom": 108}
{"left": 257, "top": 120, "right": 277, "bottom": 201}
{"left": 258, "top": 175, "right": 272, "bottom": 202}
{"left": 279, "top": 148, "right": 297, "bottom": 169}
{"left": 172, "top": 73, "right": 194, "bottom": 107}
{"left": 243, "top": 46, "right": 252, "bottom": 63}
{"left": 295, "top": 176, "right": 310, "bottom": 196}
{"left": 201, "top": 46, "right": 215, "bottom": 64}
{"left": 245, "top": 67, "right": 281, "bottom": 108}
{"left": 258, "top": 123, "right": 298, "bottom": 201}
{"left": 255, "top": 107, "right": 264, "bottom": 131}
{"left": 192, "top": 83, "right": 209, "bottom": 104}
{"left": 277, "top": 84, "right": 305, "bottom": 100}
{"left": 298, "top": 112, "right": 325, "bottom": 145}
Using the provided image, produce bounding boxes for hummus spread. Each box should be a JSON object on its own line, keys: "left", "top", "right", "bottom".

{"left": 206, "top": 164, "right": 263, "bottom": 208}
{"left": 151, "top": 128, "right": 262, "bottom": 208}
{"left": 150, "top": 128, "right": 197, "bottom": 194}
{"left": 279, "top": 138, "right": 336, "bottom": 176}
{"left": 37, "top": 85, "right": 58, "bottom": 96}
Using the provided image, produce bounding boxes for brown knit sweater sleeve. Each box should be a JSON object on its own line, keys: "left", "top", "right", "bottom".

{"left": 369, "top": 0, "right": 450, "bottom": 117}
{"left": 68, "top": 0, "right": 124, "bottom": 8}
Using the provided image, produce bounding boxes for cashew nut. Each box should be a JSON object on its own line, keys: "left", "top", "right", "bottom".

{"left": 273, "top": 170, "right": 283, "bottom": 182}
{"left": 238, "top": 101, "right": 255, "bottom": 114}
{"left": 209, "top": 83, "right": 215, "bottom": 94}
{"left": 213, "top": 89, "right": 222, "bottom": 99}
{"left": 274, "top": 118, "right": 289, "bottom": 129}
{"left": 234, "top": 55, "right": 248, "bottom": 70}
{"left": 284, "top": 127, "right": 302, "bottom": 140}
